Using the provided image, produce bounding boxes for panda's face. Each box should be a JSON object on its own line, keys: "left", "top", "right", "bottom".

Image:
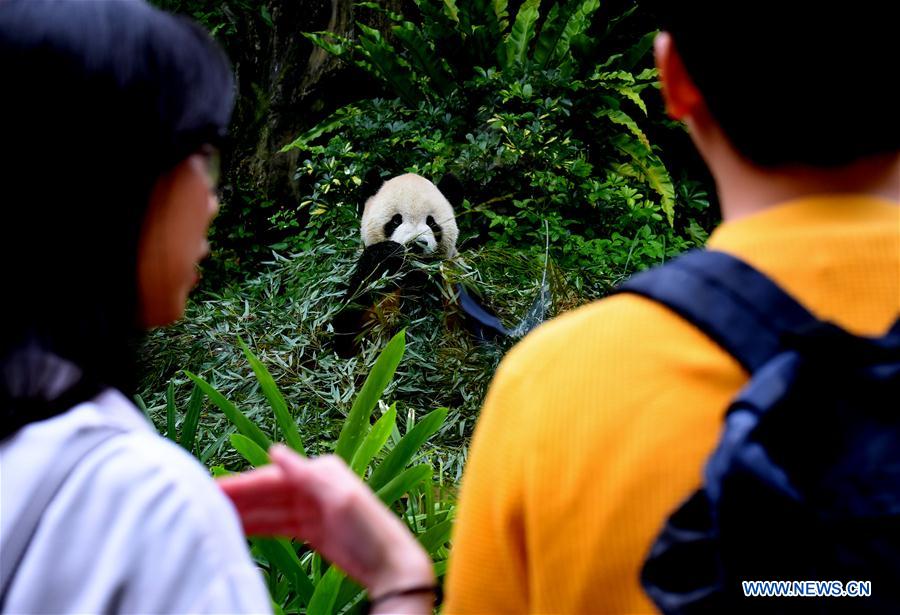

{"left": 361, "top": 173, "right": 459, "bottom": 257}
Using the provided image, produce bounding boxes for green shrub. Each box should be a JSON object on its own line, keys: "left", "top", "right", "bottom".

{"left": 281, "top": 0, "right": 711, "bottom": 296}
{"left": 139, "top": 330, "right": 454, "bottom": 614}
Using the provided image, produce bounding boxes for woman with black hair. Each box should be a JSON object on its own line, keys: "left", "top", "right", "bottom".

{"left": 0, "top": 1, "right": 434, "bottom": 612}
{"left": 0, "top": 1, "right": 272, "bottom": 611}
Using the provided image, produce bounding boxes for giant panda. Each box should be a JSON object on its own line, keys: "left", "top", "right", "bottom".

{"left": 331, "top": 172, "right": 509, "bottom": 357}
{"left": 361, "top": 173, "right": 459, "bottom": 258}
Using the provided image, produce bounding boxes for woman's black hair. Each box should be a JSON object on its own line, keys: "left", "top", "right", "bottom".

{"left": 0, "top": 0, "right": 235, "bottom": 438}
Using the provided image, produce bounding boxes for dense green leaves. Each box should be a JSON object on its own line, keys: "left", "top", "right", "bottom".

{"left": 238, "top": 337, "right": 305, "bottom": 455}
{"left": 369, "top": 407, "right": 449, "bottom": 491}
{"left": 502, "top": 0, "right": 541, "bottom": 70}
{"left": 334, "top": 330, "right": 406, "bottom": 463}
{"left": 167, "top": 330, "right": 453, "bottom": 614}
{"left": 184, "top": 370, "right": 271, "bottom": 450}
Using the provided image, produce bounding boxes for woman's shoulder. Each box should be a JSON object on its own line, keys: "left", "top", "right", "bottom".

{"left": 1, "top": 388, "right": 271, "bottom": 614}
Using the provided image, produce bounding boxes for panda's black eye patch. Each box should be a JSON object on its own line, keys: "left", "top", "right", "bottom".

{"left": 383, "top": 213, "right": 403, "bottom": 239}
{"left": 426, "top": 215, "right": 443, "bottom": 245}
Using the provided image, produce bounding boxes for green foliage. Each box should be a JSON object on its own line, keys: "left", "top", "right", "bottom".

{"left": 285, "top": 1, "right": 710, "bottom": 295}
{"left": 149, "top": 331, "right": 454, "bottom": 613}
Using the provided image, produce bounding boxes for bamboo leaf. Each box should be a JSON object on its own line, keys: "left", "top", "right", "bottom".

{"left": 368, "top": 407, "right": 448, "bottom": 491}
{"left": 185, "top": 371, "right": 271, "bottom": 451}
{"left": 178, "top": 382, "right": 204, "bottom": 453}
{"left": 238, "top": 338, "right": 305, "bottom": 455}
{"left": 165, "top": 381, "right": 177, "bottom": 442}
{"left": 375, "top": 464, "right": 432, "bottom": 506}
{"left": 334, "top": 330, "right": 406, "bottom": 463}
{"left": 350, "top": 403, "right": 397, "bottom": 476}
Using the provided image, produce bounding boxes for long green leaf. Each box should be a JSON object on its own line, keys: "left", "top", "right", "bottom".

{"left": 238, "top": 338, "right": 305, "bottom": 455}
{"left": 597, "top": 108, "right": 651, "bottom": 148}
{"left": 253, "top": 538, "right": 315, "bottom": 607}
{"left": 230, "top": 433, "right": 270, "bottom": 467}
{"left": 307, "top": 565, "right": 345, "bottom": 615}
{"left": 333, "top": 577, "right": 365, "bottom": 614}
{"left": 418, "top": 517, "right": 455, "bottom": 554}
{"left": 368, "top": 407, "right": 448, "bottom": 491}
{"left": 350, "top": 403, "right": 397, "bottom": 476}
{"left": 301, "top": 30, "right": 350, "bottom": 59}
{"left": 532, "top": 1, "right": 564, "bottom": 68}
{"left": 376, "top": 464, "right": 432, "bottom": 506}
{"left": 334, "top": 330, "right": 406, "bottom": 463}
{"left": 184, "top": 371, "right": 271, "bottom": 451}
{"left": 441, "top": 0, "right": 459, "bottom": 23}
{"left": 357, "top": 24, "right": 418, "bottom": 105}
{"left": 612, "top": 133, "right": 676, "bottom": 225}
{"left": 165, "top": 381, "right": 177, "bottom": 442}
{"left": 280, "top": 105, "right": 360, "bottom": 153}
{"left": 392, "top": 22, "right": 455, "bottom": 96}
{"left": 133, "top": 394, "right": 152, "bottom": 422}
{"left": 178, "top": 383, "right": 204, "bottom": 453}
{"left": 502, "top": 0, "right": 540, "bottom": 70}
{"left": 534, "top": 0, "right": 600, "bottom": 68}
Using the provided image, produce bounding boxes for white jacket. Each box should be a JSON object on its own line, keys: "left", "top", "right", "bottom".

{"left": 0, "top": 389, "right": 271, "bottom": 614}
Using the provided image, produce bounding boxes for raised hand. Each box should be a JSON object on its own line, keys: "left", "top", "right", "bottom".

{"left": 217, "top": 445, "right": 435, "bottom": 611}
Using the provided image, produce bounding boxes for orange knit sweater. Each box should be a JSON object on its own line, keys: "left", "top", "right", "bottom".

{"left": 444, "top": 196, "right": 900, "bottom": 614}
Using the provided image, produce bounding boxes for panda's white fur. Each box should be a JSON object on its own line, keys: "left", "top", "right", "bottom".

{"left": 361, "top": 173, "right": 459, "bottom": 257}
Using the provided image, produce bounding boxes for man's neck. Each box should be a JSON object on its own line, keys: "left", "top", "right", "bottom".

{"left": 713, "top": 151, "right": 900, "bottom": 222}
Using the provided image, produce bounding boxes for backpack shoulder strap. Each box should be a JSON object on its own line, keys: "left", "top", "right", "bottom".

{"left": 615, "top": 249, "right": 818, "bottom": 373}
{"left": 1, "top": 425, "right": 122, "bottom": 605}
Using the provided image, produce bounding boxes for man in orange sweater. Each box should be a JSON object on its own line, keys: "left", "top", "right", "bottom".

{"left": 443, "top": 4, "right": 899, "bottom": 614}
{"left": 219, "top": 4, "right": 897, "bottom": 614}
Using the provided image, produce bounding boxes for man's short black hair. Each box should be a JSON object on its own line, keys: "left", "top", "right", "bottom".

{"left": 650, "top": 2, "right": 898, "bottom": 168}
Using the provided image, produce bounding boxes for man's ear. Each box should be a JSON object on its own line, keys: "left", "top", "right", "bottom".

{"left": 655, "top": 32, "right": 703, "bottom": 121}
{"left": 437, "top": 173, "right": 464, "bottom": 209}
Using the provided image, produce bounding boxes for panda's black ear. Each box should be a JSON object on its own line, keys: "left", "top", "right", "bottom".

{"left": 361, "top": 168, "right": 384, "bottom": 198}
{"left": 358, "top": 168, "right": 385, "bottom": 217}
{"left": 437, "top": 173, "right": 464, "bottom": 209}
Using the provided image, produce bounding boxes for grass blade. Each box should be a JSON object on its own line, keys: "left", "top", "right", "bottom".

{"left": 253, "top": 538, "right": 315, "bottom": 608}
{"left": 238, "top": 338, "right": 305, "bottom": 455}
{"left": 165, "top": 381, "right": 177, "bottom": 442}
{"left": 334, "top": 330, "right": 406, "bottom": 463}
{"left": 185, "top": 370, "right": 271, "bottom": 451}
{"left": 368, "top": 407, "right": 448, "bottom": 491}
{"left": 307, "top": 565, "right": 345, "bottom": 615}
{"left": 350, "top": 403, "right": 397, "bottom": 476}
{"left": 178, "top": 383, "right": 204, "bottom": 454}
{"left": 376, "top": 464, "right": 432, "bottom": 506}
{"left": 418, "top": 517, "right": 454, "bottom": 554}
{"left": 230, "top": 433, "right": 270, "bottom": 467}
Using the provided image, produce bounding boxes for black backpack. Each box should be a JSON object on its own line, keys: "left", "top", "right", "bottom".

{"left": 617, "top": 249, "right": 900, "bottom": 614}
